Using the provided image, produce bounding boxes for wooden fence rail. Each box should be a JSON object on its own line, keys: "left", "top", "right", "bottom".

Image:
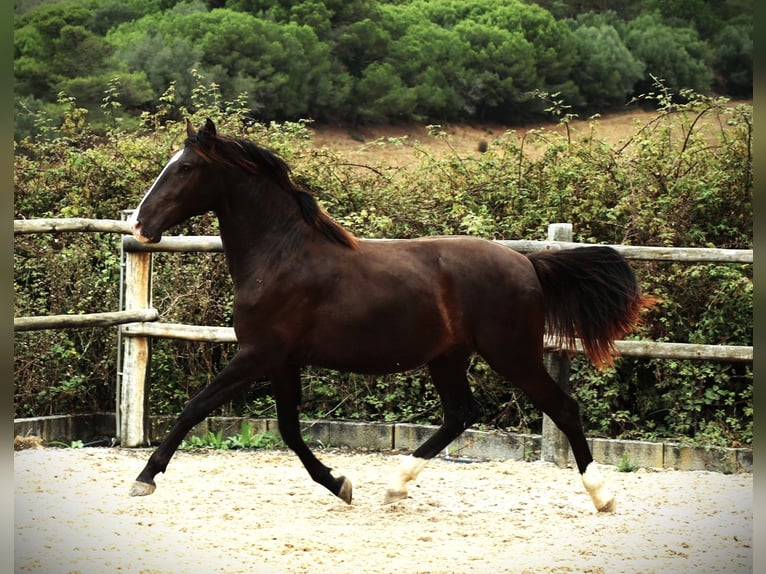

{"left": 121, "top": 235, "right": 754, "bottom": 263}
{"left": 14, "top": 218, "right": 753, "bottom": 454}
{"left": 118, "top": 321, "right": 753, "bottom": 362}
{"left": 14, "top": 308, "right": 158, "bottom": 332}
{"left": 14, "top": 218, "right": 131, "bottom": 235}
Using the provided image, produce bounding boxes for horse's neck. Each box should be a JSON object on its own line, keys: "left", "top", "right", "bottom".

{"left": 215, "top": 178, "right": 309, "bottom": 285}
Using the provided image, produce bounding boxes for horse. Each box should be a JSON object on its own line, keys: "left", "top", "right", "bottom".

{"left": 127, "top": 118, "right": 654, "bottom": 512}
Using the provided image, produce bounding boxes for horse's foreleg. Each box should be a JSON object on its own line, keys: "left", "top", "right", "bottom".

{"left": 384, "top": 350, "right": 481, "bottom": 504}
{"left": 129, "top": 350, "right": 260, "bottom": 496}
{"left": 271, "top": 368, "right": 352, "bottom": 504}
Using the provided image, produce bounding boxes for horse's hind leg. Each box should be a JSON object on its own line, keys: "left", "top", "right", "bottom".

{"left": 384, "top": 349, "right": 482, "bottom": 503}
{"left": 490, "top": 355, "right": 616, "bottom": 512}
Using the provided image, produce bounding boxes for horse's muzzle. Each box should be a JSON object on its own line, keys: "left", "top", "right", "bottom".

{"left": 127, "top": 214, "right": 154, "bottom": 244}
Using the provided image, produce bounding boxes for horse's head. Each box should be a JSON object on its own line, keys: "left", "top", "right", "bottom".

{"left": 129, "top": 119, "right": 221, "bottom": 243}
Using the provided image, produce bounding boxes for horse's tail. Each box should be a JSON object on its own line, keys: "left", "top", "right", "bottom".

{"left": 527, "top": 246, "right": 657, "bottom": 368}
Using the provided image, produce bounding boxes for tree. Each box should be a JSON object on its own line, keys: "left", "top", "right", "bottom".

{"left": 640, "top": 0, "right": 732, "bottom": 40}
{"left": 289, "top": 0, "right": 333, "bottom": 40}
{"left": 90, "top": 0, "right": 158, "bottom": 35}
{"left": 532, "top": 0, "right": 644, "bottom": 20}
{"left": 624, "top": 13, "right": 713, "bottom": 96}
{"left": 386, "top": 20, "right": 469, "bottom": 119}
{"left": 225, "top": 0, "right": 378, "bottom": 26}
{"left": 477, "top": 2, "right": 580, "bottom": 106}
{"left": 453, "top": 20, "right": 538, "bottom": 120}
{"left": 711, "top": 23, "right": 752, "bottom": 97}
{"left": 352, "top": 62, "right": 417, "bottom": 123}
{"left": 334, "top": 18, "right": 391, "bottom": 77}
{"left": 14, "top": 1, "right": 114, "bottom": 102}
{"left": 108, "top": 32, "right": 202, "bottom": 108}
{"left": 570, "top": 23, "right": 644, "bottom": 109}
{"left": 108, "top": 6, "right": 347, "bottom": 119}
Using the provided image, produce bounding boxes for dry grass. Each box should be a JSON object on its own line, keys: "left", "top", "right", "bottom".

{"left": 309, "top": 102, "right": 749, "bottom": 167}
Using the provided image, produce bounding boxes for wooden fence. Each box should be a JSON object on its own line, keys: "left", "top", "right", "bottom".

{"left": 14, "top": 218, "right": 753, "bottom": 454}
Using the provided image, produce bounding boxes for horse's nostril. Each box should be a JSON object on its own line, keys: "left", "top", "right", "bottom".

{"left": 130, "top": 219, "right": 150, "bottom": 242}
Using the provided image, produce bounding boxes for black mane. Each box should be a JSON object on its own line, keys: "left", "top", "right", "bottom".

{"left": 187, "top": 131, "right": 358, "bottom": 249}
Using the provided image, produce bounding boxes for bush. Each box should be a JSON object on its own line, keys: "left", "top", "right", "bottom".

{"left": 623, "top": 13, "right": 713, "bottom": 97}
{"left": 13, "top": 83, "right": 752, "bottom": 447}
{"left": 711, "top": 23, "right": 753, "bottom": 98}
{"left": 16, "top": 0, "right": 750, "bottom": 131}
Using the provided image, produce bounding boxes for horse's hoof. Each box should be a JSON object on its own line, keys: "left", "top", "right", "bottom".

{"left": 336, "top": 476, "right": 352, "bottom": 504}
{"left": 597, "top": 496, "right": 617, "bottom": 513}
{"left": 383, "top": 489, "right": 407, "bottom": 505}
{"left": 581, "top": 462, "right": 616, "bottom": 513}
{"left": 129, "top": 480, "right": 156, "bottom": 497}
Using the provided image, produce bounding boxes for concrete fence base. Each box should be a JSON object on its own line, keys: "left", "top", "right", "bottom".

{"left": 14, "top": 414, "right": 752, "bottom": 474}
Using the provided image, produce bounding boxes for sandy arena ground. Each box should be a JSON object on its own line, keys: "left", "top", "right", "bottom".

{"left": 15, "top": 447, "right": 751, "bottom": 574}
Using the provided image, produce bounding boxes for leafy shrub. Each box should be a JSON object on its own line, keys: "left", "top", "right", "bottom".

{"left": 179, "top": 424, "right": 285, "bottom": 450}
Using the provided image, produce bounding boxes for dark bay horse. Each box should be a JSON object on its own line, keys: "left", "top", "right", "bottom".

{"left": 127, "top": 119, "right": 654, "bottom": 512}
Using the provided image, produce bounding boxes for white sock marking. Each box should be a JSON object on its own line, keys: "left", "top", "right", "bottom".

{"left": 387, "top": 455, "right": 428, "bottom": 497}
{"left": 582, "top": 461, "right": 616, "bottom": 512}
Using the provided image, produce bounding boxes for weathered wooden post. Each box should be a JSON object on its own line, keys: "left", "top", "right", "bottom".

{"left": 541, "top": 223, "right": 574, "bottom": 467}
{"left": 119, "top": 244, "right": 152, "bottom": 447}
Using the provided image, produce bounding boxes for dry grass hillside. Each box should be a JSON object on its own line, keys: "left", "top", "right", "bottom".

{"left": 310, "top": 101, "right": 749, "bottom": 166}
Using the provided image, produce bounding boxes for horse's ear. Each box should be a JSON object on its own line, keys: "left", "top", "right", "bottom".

{"left": 202, "top": 118, "right": 217, "bottom": 137}
{"left": 185, "top": 118, "right": 196, "bottom": 138}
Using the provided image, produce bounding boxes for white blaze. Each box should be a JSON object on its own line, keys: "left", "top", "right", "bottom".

{"left": 128, "top": 149, "right": 185, "bottom": 230}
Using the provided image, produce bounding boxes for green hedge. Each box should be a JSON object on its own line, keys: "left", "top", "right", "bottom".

{"left": 13, "top": 84, "right": 752, "bottom": 447}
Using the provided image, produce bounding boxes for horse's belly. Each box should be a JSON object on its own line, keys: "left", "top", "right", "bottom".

{"left": 305, "top": 316, "right": 452, "bottom": 375}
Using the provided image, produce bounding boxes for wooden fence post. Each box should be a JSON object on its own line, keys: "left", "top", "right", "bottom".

{"left": 541, "top": 223, "right": 574, "bottom": 467}
{"left": 119, "top": 249, "right": 152, "bottom": 447}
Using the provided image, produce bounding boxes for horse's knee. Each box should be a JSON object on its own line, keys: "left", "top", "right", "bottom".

{"left": 444, "top": 398, "right": 483, "bottom": 428}
{"left": 276, "top": 421, "right": 302, "bottom": 451}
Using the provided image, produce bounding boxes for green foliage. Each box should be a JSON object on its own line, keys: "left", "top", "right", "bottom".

{"left": 297, "top": 368, "right": 443, "bottom": 424}
{"left": 13, "top": 0, "right": 751, "bottom": 136}
{"left": 107, "top": 6, "right": 345, "bottom": 118}
{"left": 624, "top": 13, "right": 714, "bottom": 97}
{"left": 569, "top": 23, "right": 644, "bottom": 109}
{"left": 711, "top": 23, "right": 753, "bottom": 98}
{"left": 13, "top": 83, "right": 752, "bottom": 448}
{"left": 179, "top": 425, "right": 285, "bottom": 450}
{"left": 13, "top": 0, "right": 134, "bottom": 131}
{"left": 617, "top": 452, "right": 639, "bottom": 472}
{"left": 454, "top": 19, "right": 539, "bottom": 119}
{"left": 47, "top": 439, "right": 85, "bottom": 449}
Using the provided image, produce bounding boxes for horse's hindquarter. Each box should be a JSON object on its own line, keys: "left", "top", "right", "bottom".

{"left": 302, "top": 236, "right": 544, "bottom": 373}
{"left": 415, "top": 237, "right": 546, "bottom": 347}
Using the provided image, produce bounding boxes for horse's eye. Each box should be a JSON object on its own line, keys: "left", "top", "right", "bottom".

{"left": 179, "top": 164, "right": 193, "bottom": 174}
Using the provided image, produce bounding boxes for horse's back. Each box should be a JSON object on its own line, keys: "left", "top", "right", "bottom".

{"left": 357, "top": 235, "right": 545, "bottom": 333}
{"left": 360, "top": 235, "right": 539, "bottom": 297}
